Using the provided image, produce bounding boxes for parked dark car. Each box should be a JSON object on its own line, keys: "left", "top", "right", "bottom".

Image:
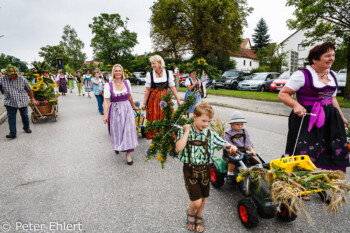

{"left": 238, "top": 72, "right": 280, "bottom": 92}
{"left": 212, "top": 70, "right": 245, "bottom": 89}
{"left": 131, "top": 72, "right": 146, "bottom": 85}
{"left": 336, "top": 73, "right": 346, "bottom": 96}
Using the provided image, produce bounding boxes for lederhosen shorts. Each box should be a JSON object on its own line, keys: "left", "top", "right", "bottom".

{"left": 183, "top": 130, "right": 211, "bottom": 201}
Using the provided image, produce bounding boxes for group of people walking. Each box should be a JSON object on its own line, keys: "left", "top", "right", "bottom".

{"left": 1, "top": 41, "right": 349, "bottom": 233}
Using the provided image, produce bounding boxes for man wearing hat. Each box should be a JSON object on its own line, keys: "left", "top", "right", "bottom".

{"left": 224, "top": 111, "right": 259, "bottom": 185}
{"left": 0, "top": 65, "right": 37, "bottom": 139}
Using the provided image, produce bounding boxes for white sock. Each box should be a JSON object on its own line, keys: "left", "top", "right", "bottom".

{"left": 227, "top": 172, "right": 234, "bottom": 176}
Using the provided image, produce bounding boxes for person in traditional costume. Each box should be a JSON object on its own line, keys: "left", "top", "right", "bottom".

{"left": 103, "top": 64, "right": 139, "bottom": 165}
{"left": 142, "top": 55, "right": 181, "bottom": 139}
{"left": 67, "top": 72, "right": 74, "bottom": 93}
{"left": 57, "top": 70, "right": 67, "bottom": 96}
{"left": 279, "top": 41, "right": 349, "bottom": 203}
{"left": 75, "top": 70, "right": 84, "bottom": 96}
{"left": 184, "top": 70, "right": 202, "bottom": 118}
{"left": 82, "top": 69, "right": 93, "bottom": 98}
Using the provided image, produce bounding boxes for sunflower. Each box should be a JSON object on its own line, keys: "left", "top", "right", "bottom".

{"left": 157, "top": 155, "right": 164, "bottom": 162}
{"left": 34, "top": 73, "right": 40, "bottom": 77}
{"left": 32, "top": 86, "right": 39, "bottom": 91}
{"left": 52, "top": 83, "right": 57, "bottom": 88}
{"left": 36, "top": 77, "right": 43, "bottom": 82}
{"left": 40, "top": 83, "right": 46, "bottom": 87}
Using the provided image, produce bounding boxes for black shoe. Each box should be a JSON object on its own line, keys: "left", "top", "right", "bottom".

{"left": 226, "top": 175, "right": 235, "bottom": 185}
{"left": 24, "top": 129, "right": 32, "bottom": 133}
{"left": 115, "top": 150, "right": 119, "bottom": 154}
{"left": 319, "top": 191, "right": 332, "bottom": 204}
{"left": 127, "top": 160, "right": 133, "bottom": 165}
{"left": 6, "top": 133, "right": 16, "bottom": 139}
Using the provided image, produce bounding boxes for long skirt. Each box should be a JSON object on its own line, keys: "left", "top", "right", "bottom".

{"left": 185, "top": 91, "right": 201, "bottom": 113}
{"left": 108, "top": 101, "right": 138, "bottom": 152}
{"left": 146, "top": 88, "right": 168, "bottom": 139}
{"left": 59, "top": 80, "right": 67, "bottom": 93}
{"left": 285, "top": 105, "right": 349, "bottom": 172}
{"left": 68, "top": 79, "right": 74, "bottom": 89}
{"left": 85, "top": 79, "right": 92, "bottom": 92}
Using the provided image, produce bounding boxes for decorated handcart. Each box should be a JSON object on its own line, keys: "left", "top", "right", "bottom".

{"left": 30, "top": 103, "right": 58, "bottom": 123}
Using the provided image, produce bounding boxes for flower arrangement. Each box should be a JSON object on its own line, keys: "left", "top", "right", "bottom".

{"left": 124, "top": 69, "right": 133, "bottom": 79}
{"left": 26, "top": 68, "right": 59, "bottom": 106}
{"left": 145, "top": 91, "right": 196, "bottom": 168}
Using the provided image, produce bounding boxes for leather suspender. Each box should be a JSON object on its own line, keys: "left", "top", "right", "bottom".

{"left": 186, "top": 130, "right": 211, "bottom": 166}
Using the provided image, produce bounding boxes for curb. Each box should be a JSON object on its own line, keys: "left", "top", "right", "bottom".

{"left": 0, "top": 111, "right": 7, "bottom": 125}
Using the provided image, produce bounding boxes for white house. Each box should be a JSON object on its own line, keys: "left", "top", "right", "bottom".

{"left": 280, "top": 29, "right": 322, "bottom": 73}
{"left": 228, "top": 38, "right": 259, "bottom": 72}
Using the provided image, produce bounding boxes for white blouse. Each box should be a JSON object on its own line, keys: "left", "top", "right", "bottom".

{"left": 145, "top": 69, "right": 175, "bottom": 88}
{"left": 104, "top": 80, "right": 132, "bottom": 98}
{"left": 285, "top": 65, "right": 337, "bottom": 97}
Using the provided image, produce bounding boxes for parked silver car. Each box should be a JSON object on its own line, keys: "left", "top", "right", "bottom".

{"left": 237, "top": 72, "right": 280, "bottom": 92}
{"left": 336, "top": 73, "right": 346, "bottom": 96}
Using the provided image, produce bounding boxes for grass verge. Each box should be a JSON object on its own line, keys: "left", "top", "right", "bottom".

{"left": 178, "top": 87, "right": 350, "bottom": 107}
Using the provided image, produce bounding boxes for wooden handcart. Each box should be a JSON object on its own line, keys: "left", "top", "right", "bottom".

{"left": 30, "top": 104, "right": 58, "bottom": 123}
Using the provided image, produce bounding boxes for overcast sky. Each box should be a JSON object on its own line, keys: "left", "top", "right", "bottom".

{"left": 0, "top": 0, "right": 296, "bottom": 64}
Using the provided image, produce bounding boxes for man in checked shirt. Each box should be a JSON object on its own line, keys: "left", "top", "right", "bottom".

{"left": 0, "top": 65, "right": 37, "bottom": 139}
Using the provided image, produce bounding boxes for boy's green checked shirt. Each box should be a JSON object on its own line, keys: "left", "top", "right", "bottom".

{"left": 176, "top": 125, "right": 227, "bottom": 165}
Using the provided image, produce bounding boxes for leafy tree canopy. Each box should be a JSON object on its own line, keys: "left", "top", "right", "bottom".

{"left": 89, "top": 13, "right": 138, "bottom": 65}
{"left": 150, "top": 0, "right": 252, "bottom": 58}
{"left": 0, "top": 53, "right": 28, "bottom": 72}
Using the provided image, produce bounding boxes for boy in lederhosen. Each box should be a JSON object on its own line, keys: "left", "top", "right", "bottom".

{"left": 175, "top": 102, "right": 237, "bottom": 232}
{"left": 224, "top": 111, "right": 261, "bottom": 185}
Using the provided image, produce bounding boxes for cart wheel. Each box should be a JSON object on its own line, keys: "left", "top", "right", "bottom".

{"left": 54, "top": 108, "right": 58, "bottom": 122}
{"left": 210, "top": 164, "right": 225, "bottom": 188}
{"left": 237, "top": 198, "right": 259, "bottom": 228}
{"left": 31, "top": 112, "right": 36, "bottom": 124}
{"left": 141, "top": 127, "right": 146, "bottom": 138}
{"left": 277, "top": 202, "right": 297, "bottom": 222}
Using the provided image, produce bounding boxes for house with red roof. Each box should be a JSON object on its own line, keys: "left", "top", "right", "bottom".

{"left": 228, "top": 38, "right": 259, "bottom": 72}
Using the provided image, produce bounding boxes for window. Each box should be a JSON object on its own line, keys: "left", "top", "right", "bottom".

{"left": 298, "top": 44, "right": 305, "bottom": 51}
{"left": 243, "top": 60, "right": 246, "bottom": 66}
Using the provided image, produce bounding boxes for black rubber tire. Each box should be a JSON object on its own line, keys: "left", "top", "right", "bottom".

{"left": 231, "top": 82, "right": 238, "bottom": 90}
{"left": 141, "top": 127, "right": 147, "bottom": 138}
{"left": 260, "top": 86, "right": 265, "bottom": 92}
{"left": 237, "top": 198, "right": 259, "bottom": 228}
{"left": 277, "top": 203, "right": 297, "bottom": 222}
{"left": 210, "top": 164, "right": 225, "bottom": 188}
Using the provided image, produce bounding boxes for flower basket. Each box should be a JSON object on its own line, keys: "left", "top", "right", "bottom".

{"left": 36, "top": 104, "right": 52, "bottom": 114}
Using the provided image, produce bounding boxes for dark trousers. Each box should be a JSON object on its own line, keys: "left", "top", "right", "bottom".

{"left": 5, "top": 105, "right": 30, "bottom": 135}
{"left": 95, "top": 95, "right": 104, "bottom": 114}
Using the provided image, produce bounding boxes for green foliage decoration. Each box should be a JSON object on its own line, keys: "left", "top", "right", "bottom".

{"left": 145, "top": 91, "right": 196, "bottom": 168}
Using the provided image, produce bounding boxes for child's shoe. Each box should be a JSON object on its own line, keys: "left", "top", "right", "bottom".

{"left": 226, "top": 175, "right": 235, "bottom": 185}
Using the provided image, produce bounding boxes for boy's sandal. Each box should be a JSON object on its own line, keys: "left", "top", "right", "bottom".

{"left": 186, "top": 209, "right": 196, "bottom": 231}
{"left": 195, "top": 216, "right": 205, "bottom": 233}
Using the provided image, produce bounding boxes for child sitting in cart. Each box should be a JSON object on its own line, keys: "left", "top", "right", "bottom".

{"left": 224, "top": 111, "right": 261, "bottom": 185}
{"left": 133, "top": 100, "right": 147, "bottom": 137}
{"left": 175, "top": 102, "right": 237, "bottom": 232}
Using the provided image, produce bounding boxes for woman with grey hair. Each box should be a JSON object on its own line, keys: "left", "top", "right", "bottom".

{"left": 142, "top": 55, "right": 181, "bottom": 139}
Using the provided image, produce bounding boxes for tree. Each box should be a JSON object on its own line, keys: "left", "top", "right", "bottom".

{"left": 60, "top": 25, "right": 86, "bottom": 71}
{"left": 256, "top": 43, "right": 288, "bottom": 72}
{"left": 150, "top": 0, "right": 252, "bottom": 58}
{"left": 89, "top": 13, "right": 138, "bottom": 65}
{"left": 252, "top": 18, "right": 270, "bottom": 49}
{"left": 286, "top": 0, "right": 350, "bottom": 100}
{"left": 0, "top": 53, "right": 28, "bottom": 72}
{"left": 38, "top": 44, "right": 69, "bottom": 69}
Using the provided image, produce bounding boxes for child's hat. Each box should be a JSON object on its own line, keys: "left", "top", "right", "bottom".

{"left": 228, "top": 111, "right": 247, "bottom": 123}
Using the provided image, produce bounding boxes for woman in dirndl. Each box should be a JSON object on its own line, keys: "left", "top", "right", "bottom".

{"left": 103, "top": 64, "right": 139, "bottom": 165}
{"left": 184, "top": 70, "right": 201, "bottom": 118}
{"left": 279, "top": 41, "right": 349, "bottom": 203}
{"left": 57, "top": 70, "right": 67, "bottom": 96}
{"left": 142, "top": 55, "right": 181, "bottom": 139}
{"left": 83, "top": 70, "right": 93, "bottom": 98}
{"left": 67, "top": 72, "right": 74, "bottom": 93}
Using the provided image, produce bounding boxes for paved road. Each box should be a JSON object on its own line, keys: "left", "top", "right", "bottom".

{"left": 0, "top": 85, "right": 349, "bottom": 233}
